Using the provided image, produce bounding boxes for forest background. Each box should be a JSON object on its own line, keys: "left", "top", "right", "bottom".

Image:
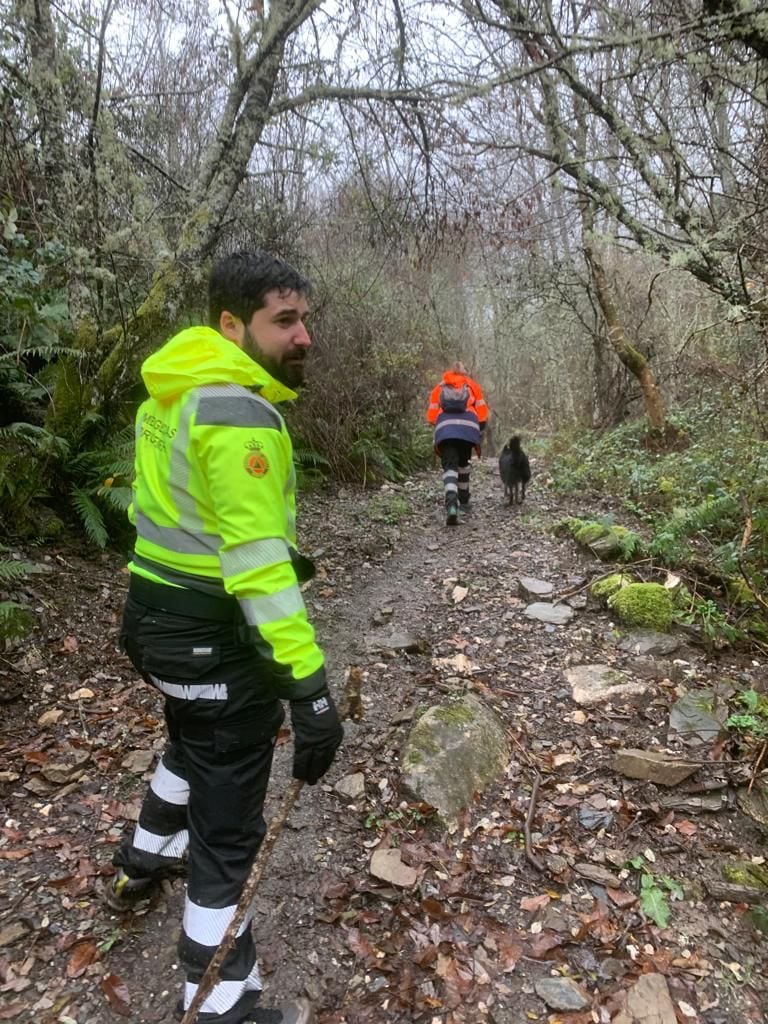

{"left": 2, "top": 0, "right": 768, "bottom": 649}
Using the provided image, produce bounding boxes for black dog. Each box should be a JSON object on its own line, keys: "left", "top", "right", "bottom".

{"left": 498, "top": 436, "right": 531, "bottom": 504}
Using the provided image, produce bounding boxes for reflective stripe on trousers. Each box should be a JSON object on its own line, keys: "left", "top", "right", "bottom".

{"left": 116, "top": 598, "right": 284, "bottom": 1024}
{"left": 438, "top": 439, "right": 474, "bottom": 505}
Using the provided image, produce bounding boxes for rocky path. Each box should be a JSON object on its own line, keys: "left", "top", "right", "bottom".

{"left": 0, "top": 457, "right": 766, "bottom": 1024}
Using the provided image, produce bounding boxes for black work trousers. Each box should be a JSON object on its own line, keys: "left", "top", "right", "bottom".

{"left": 117, "top": 594, "right": 284, "bottom": 1024}
{"left": 438, "top": 439, "right": 475, "bottom": 506}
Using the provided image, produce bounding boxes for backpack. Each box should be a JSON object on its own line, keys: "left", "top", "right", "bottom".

{"left": 439, "top": 381, "right": 470, "bottom": 413}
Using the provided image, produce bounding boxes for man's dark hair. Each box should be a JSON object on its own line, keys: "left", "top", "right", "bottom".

{"left": 208, "top": 250, "right": 312, "bottom": 328}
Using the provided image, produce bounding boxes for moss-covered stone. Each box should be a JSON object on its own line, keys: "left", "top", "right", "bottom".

{"left": 0, "top": 601, "right": 34, "bottom": 643}
{"left": 401, "top": 695, "right": 509, "bottom": 820}
{"left": 590, "top": 573, "right": 634, "bottom": 601}
{"left": 722, "top": 862, "right": 768, "bottom": 889}
{"left": 406, "top": 719, "right": 441, "bottom": 757}
{"left": 608, "top": 583, "right": 674, "bottom": 632}
{"left": 575, "top": 522, "right": 610, "bottom": 546}
{"left": 433, "top": 704, "right": 475, "bottom": 726}
{"left": 570, "top": 519, "right": 643, "bottom": 562}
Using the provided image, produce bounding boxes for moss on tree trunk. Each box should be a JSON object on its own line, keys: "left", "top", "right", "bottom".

{"left": 584, "top": 240, "right": 667, "bottom": 432}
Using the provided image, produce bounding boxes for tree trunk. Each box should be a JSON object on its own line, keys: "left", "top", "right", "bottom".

{"left": 50, "top": 0, "right": 321, "bottom": 428}
{"left": 583, "top": 239, "right": 667, "bottom": 432}
{"left": 20, "top": 0, "right": 73, "bottom": 208}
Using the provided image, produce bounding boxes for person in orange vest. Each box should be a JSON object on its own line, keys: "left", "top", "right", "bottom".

{"left": 426, "top": 362, "right": 489, "bottom": 525}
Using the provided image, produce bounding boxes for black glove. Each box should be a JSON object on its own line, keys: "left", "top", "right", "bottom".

{"left": 290, "top": 689, "right": 343, "bottom": 785}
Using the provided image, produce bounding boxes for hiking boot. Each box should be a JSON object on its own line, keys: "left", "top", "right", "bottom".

{"left": 247, "top": 1000, "right": 315, "bottom": 1024}
{"left": 445, "top": 500, "right": 459, "bottom": 526}
{"left": 102, "top": 869, "right": 157, "bottom": 912}
{"left": 175, "top": 997, "right": 314, "bottom": 1024}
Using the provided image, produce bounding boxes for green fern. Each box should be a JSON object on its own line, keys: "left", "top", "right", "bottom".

{"left": 0, "top": 559, "right": 36, "bottom": 582}
{"left": 71, "top": 487, "right": 108, "bottom": 548}
{"left": 0, "top": 345, "right": 81, "bottom": 363}
{"left": 293, "top": 447, "right": 330, "bottom": 470}
{"left": 96, "top": 484, "right": 133, "bottom": 511}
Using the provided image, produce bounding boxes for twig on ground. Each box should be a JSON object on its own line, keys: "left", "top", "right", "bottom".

{"left": 748, "top": 740, "right": 768, "bottom": 791}
{"left": 524, "top": 773, "right": 545, "bottom": 873}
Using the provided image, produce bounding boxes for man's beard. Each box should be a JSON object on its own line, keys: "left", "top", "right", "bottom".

{"left": 242, "top": 327, "right": 307, "bottom": 388}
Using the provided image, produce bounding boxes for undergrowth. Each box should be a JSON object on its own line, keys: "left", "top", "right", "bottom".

{"left": 548, "top": 389, "right": 768, "bottom": 644}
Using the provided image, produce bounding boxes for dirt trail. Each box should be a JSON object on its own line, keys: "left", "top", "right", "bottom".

{"left": 0, "top": 457, "right": 766, "bottom": 1023}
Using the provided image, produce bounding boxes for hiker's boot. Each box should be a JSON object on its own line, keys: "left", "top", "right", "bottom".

{"left": 175, "top": 997, "right": 314, "bottom": 1024}
{"left": 102, "top": 869, "right": 157, "bottom": 912}
{"left": 445, "top": 498, "right": 459, "bottom": 526}
{"left": 248, "top": 1000, "right": 315, "bottom": 1024}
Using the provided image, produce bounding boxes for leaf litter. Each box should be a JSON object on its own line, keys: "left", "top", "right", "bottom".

{"left": 0, "top": 465, "right": 766, "bottom": 1022}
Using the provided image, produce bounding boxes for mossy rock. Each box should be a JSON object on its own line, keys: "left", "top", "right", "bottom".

{"left": 0, "top": 601, "right": 34, "bottom": 643}
{"left": 575, "top": 522, "right": 610, "bottom": 546}
{"left": 401, "top": 694, "right": 509, "bottom": 820}
{"left": 575, "top": 521, "right": 641, "bottom": 562}
{"left": 34, "top": 507, "right": 67, "bottom": 541}
{"left": 722, "top": 861, "right": 768, "bottom": 889}
{"left": 608, "top": 583, "right": 674, "bottom": 633}
{"left": 590, "top": 573, "right": 634, "bottom": 602}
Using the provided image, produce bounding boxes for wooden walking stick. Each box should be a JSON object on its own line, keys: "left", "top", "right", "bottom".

{"left": 179, "top": 777, "right": 304, "bottom": 1024}
{"left": 179, "top": 667, "right": 363, "bottom": 1024}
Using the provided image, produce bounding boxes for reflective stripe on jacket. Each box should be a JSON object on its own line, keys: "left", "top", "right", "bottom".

{"left": 128, "top": 326, "right": 324, "bottom": 699}
{"left": 433, "top": 412, "right": 481, "bottom": 447}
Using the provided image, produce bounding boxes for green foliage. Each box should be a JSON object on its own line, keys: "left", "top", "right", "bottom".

{"left": 726, "top": 689, "right": 768, "bottom": 741}
{"left": 367, "top": 492, "right": 411, "bottom": 525}
{"left": 71, "top": 488, "right": 109, "bottom": 549}
{"left": 626, "top": 855, "right": 682, "bottom": 928}
{"left": 674, "top": 597, "right": 744, "bottom": 646}
{"left": 559, "top": 516, "right": 645, "bottom": 562}
{"left": 0, "top": 219, "right": 139, "bottom": 547}
{"left": 0, "top": 556, "right": 37, "bottom": 582}
{"left": 0, "top": 600, "right": 33, "bottom": 643}
{"left": 363, "top": 804, "right": 436, "bottom": 833}
{"left": 548, "top": 390, "right": 768, "bottom": 643}
{"left": 293, "top": 446, "right": 331, "bottom": 488}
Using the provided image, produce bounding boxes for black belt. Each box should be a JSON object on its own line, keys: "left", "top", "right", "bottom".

{"left": 128, "top": 575, "right": 242, "bottom": 623}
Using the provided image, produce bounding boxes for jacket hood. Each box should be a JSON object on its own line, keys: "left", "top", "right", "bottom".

{"left": 141, "top": 326, "right": 298, "bottom": 405}
{"left": 442, "top": 370, "right": 470, "bottom": 387}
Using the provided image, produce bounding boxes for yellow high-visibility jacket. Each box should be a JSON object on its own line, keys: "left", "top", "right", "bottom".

{"left": 128, "top": 325, "right": 325, "bottom": 699}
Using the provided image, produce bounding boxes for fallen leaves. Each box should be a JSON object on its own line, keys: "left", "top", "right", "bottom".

{"left": 100, "top": 973, "right": 131, "bottom": 1015}
{"left": 66, "top": 940, "right": 100, "bottom": 978}
{"left": 0, "top": 922, "right": 31, "bottom": 948}
{"left": 36, "top": 708, "right": 64, "bottom": 727}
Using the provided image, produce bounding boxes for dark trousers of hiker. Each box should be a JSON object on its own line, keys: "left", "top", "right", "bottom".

{"left": 116, "top": 585, "right": 284, "bottom": 1024}
{"left": 438, "top": 439, "right": 474, "bottom": 507}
